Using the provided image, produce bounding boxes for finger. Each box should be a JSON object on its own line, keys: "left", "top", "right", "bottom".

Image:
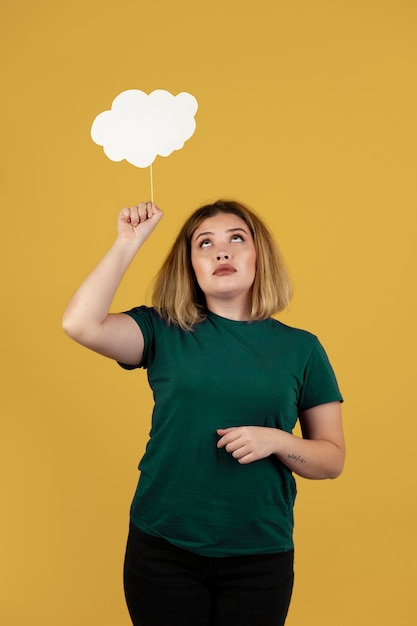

{"left": 217, "top": 427, "right": 238, "bottom": 437}
{"left": 129, "top": 206, "right": 140, "bottom": 227}
{"left": 152, "top": 203, "right": 163, "bottom": 217}
{"left": 237, "top": 452, "right": 257, "bottom": 465}
{"left": 217, "top": 432, "right": 239, "bottom": 449}
{"left": 146, "top": 201, "right": 154, "bottom": 219}
{"left": 120, "top": 207, "right": 131, "bottom": 221}
{"left": 231, "top": 443, "right": 250, "bottom": 457}
{"left": 224, "top": 437, "right": 247, "bottom": 454}
{"left": 138, "top": 202, "right": 148, "bottom": 223}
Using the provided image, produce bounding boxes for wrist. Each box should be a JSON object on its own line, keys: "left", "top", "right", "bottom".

{"left": 271, "top": 428, "right": 291, "bottom": 457}
{"left": 113, "top": 235, "right": 144, "bottom": 256}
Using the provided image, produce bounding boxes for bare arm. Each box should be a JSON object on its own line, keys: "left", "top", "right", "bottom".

{"left": 62, "top": 201, "right": 163, "bottom": 365}
{"left": 217, "top": 401, "right": 345, "bottom": 479}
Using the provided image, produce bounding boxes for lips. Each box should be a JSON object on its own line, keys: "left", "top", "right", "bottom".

{"left": 213, "top": 264, "right": 237, "bottom": 276}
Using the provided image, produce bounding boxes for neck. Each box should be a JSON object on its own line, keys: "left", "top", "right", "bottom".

{"left": 205, "top": 295, "right": 252, "bottom": 321}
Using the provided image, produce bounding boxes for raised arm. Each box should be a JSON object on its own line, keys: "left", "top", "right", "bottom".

{"left": 62, "top": 201, "right": 163, "bottom": 365}
{"left": 217, "top": 401, "right": 345, "bottom": 479}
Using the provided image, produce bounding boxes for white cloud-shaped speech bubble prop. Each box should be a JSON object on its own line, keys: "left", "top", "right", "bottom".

{"left": 90, "top": 89, "right": 198, "bottom": 168}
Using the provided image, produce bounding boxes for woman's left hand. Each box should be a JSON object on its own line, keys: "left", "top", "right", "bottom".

{"left": 217, "top": 403, "right": 345, "bottom": 479}
{"left": 217, "top": 426, "right": 279, "bottom": 464}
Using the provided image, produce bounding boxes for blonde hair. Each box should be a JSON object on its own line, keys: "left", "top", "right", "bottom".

{"left": 152, "top": 199, "right": 292, "bottom": 330}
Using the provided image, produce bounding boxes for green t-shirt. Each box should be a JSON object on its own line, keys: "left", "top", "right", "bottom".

{"left": 120, "top": 306, "right": 343, "bottom": 557}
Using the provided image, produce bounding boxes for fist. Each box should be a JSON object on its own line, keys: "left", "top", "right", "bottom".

{"left": 117, "top": 201, "right": 163, "bottom": 242}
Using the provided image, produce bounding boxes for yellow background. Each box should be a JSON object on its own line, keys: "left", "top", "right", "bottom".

{"left": 1, "top": 1, "right": 416, "bottom": 624}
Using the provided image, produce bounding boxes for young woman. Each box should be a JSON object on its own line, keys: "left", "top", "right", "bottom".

{"left": 63, "top": 199, "right": 344, "bottom": 626}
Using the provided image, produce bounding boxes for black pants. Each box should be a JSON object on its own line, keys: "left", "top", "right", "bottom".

{"left": 123, "top": 522, "right": 294, "bottom": 626}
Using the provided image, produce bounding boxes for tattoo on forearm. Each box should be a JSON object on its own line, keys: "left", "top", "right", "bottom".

{"left": 288, "top": 454, "right": 307, "bottom": 464}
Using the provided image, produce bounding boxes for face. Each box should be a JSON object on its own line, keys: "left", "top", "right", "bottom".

{"left": 190, "top": 212, "right": 257, "bottom": 314}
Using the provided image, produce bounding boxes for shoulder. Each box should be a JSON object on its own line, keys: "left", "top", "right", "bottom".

{"left": 124, "top": 306, "right": 191, "bottom": 340}
{"left": 121, "top": 306, "right": 162, "bottom": 344}
{"left": 260, "top": 319, "right": 335, "bottom": 371}
{"left": 124, "top": 305, "right": 165, "bottom": 327}
{"left": 266, "top": 317, "right": 319, "bottom": 346}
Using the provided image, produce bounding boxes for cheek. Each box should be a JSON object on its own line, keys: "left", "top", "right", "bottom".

{"left": 247, "top": 251, "right": 257, "bottom": 277}
{"left": 190, "top": 251, "right": 198, "bottom": 273}
{"left": 190, "top": 256, "right": 206, "bottom": 285}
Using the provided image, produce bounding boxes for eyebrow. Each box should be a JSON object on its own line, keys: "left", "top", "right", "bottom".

{"left": 193, "top": 227, "right": 249, "bottom": 242}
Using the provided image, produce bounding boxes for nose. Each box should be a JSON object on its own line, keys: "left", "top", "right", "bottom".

{"left": 216, "top": 251, "right": 229, "bottom": 261}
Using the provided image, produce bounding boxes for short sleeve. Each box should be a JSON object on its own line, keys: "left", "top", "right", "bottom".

{"left": 298, "top": 337, "right": 343, "bottom": 412}
{"left": 117, "top": 305, "right": 156, "bottom": 370}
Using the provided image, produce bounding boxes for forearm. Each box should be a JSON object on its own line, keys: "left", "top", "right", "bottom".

{"left": 273, "top": 429, "right": 345, "bottom": 479}
{"left": 217, "top": 418, "right": 345, "bottom": 479}
{"left": 62, "top": 238, "right": 140, "bottom": 338}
